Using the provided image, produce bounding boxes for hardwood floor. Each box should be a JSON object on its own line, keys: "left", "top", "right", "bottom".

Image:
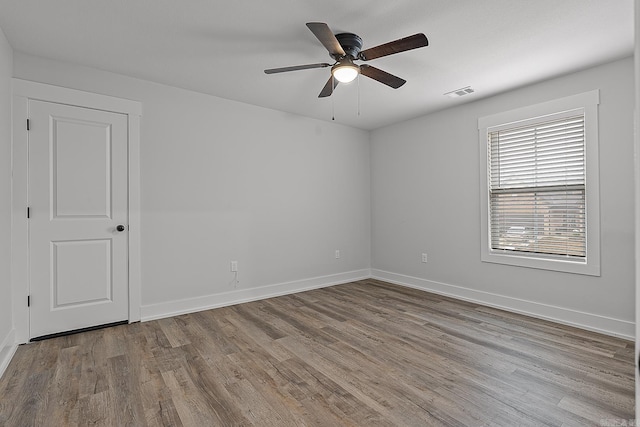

{"left": 0, "top": 279, "right": 634, "bottom": 426}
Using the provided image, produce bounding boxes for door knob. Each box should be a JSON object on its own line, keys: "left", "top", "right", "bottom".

{"left": 116, "top": 225, "right": 126, "bottom": 232}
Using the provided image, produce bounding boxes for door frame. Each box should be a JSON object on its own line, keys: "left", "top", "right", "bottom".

{"left": 11, "top": 79, "right": 142, "bottom": 343}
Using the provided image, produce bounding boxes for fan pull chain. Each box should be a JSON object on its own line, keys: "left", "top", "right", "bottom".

{"left": 331, "top": 75, "right": 335, "bottom": 121}
{"left": 357, "top": 73, "right": 361, "bottom": 116}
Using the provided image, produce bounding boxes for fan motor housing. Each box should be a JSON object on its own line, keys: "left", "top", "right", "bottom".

{"left": 335, "top": 33, "right": 363, "bottom": 59}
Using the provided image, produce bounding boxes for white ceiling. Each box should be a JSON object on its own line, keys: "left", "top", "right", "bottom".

{"left": 0, "top": 0, "right": 634, "bottom": 130}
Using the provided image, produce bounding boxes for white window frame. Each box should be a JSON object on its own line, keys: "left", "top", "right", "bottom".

{"left": 478, "top": 90, "right": 600, "bottom": 276}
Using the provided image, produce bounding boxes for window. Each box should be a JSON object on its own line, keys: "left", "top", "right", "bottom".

{"left": 478, "top": 91, "right": 600, "bottom": 275}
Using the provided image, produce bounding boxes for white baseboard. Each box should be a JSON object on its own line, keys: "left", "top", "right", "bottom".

{"left": 138, "top": 267, "right": 634, "bottom": 340}
{"left": 0, "top": 328, "right": 18, "bottom": 380}
{"left": 141, "top": 269, "right": 372, "bottom": 322}
{"left": 371, "top": 269, "right": 634, "bottom": 340}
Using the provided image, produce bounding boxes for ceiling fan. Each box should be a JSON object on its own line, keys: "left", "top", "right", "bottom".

{"left": 264, "top": 22, "right": 429, "bottom": 98}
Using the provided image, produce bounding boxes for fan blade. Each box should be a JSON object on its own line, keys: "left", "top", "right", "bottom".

{"left": 306, "top": 22, "right": 346, "bottom": 58}
{"left": 359, "top": 33, "right": 428, "bottom": 61}
{"left": 360, "top": 65, "right": 406, "bottom": 89}
{"left": 318, "top": 76, "right": 339, "bottom": 98}
{"left": 264, "top": 63, "right": 331, "bottom": 74}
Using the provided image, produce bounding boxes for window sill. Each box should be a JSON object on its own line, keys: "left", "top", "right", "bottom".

{"left": 481, "top": 250, "right": 600, "bottom": 276}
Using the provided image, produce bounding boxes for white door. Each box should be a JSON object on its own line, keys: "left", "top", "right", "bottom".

{"left": 28, "top": 100, "right": 129, "bottom": 339}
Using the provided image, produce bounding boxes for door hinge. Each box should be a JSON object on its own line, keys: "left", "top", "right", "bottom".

{"left": 26, "top": 119, "right": 30, "bottom": 131}
{"left": 27, "top": 207, "right": 30, "bottom": 218}
{"left": 27, "top": 295, "right": 30, "bottom": 307}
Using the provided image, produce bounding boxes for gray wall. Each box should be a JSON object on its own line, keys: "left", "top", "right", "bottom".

{"left": 13, "top": 52, "right": 371, "bottom": 319}
{"left": 6, "top": 52, "right": 635, "bottom": 337}
{"left": 371, "top": 57, "right": 635, "bottom": 337}
{"left": 0, "top": 26, "right": 13, "bottom": 358}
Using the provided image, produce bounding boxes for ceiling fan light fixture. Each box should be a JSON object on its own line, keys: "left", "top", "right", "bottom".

{"left": 332, "top": 63, "right": 359, "bottom": 83}
{"left": 265, "top": 23, "right": 429, "bottom": 98}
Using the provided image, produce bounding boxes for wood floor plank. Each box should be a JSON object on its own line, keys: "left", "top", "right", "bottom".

{"left": 0, "top": 279, "right": 634, "bottom": 426}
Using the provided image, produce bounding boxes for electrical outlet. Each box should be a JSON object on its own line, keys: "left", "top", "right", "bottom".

{"left": 421, "top": 253, "right": 428, "bottom": 263}
{"left": 230, "top": 261, "right": 238, "bottom": 272}
{"left": 335, "top": 250, "right": 340, "bottom": 259}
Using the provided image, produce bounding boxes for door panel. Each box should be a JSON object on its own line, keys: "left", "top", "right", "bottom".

{"left": 29, "top": 100, "right": 129, "bottom": 339}
{"left": 52, "top": 117, "right": 112, "bottom": 218}
{"left": 52, "top": 239, "right": 112, "bottom": 307}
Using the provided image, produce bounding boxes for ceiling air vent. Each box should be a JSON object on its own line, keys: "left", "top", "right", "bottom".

{"left": 444, "top": 86, "right": 475, "bottom": 98}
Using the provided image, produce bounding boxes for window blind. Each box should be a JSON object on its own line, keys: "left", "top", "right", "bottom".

{"left": 488, "top": 114, "right": 586, "bottom": 258}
